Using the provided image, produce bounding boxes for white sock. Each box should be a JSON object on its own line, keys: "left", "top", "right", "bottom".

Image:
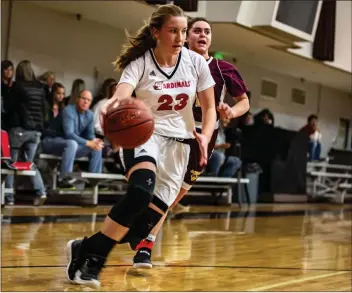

{"left": 146, "top": 234, "right": 156, "bottom": 242}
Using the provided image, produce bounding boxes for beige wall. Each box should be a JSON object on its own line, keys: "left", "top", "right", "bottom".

{"left": 324, "top": 0, "right": 352, "bottom": 72}
{"left": 6, "top": 1, "right": 125, "bottom": 94}
{"left": 3, "top": 1, "right": 352, "bottom": 155}
{"left": 1, "top": 0, "right": 11, "bottom": 60}
{"left": 234, "top": 59, "right": 352, "bottom": 155}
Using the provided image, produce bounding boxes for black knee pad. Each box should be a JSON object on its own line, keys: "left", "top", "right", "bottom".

{"left": 108, "top": 169, "right": 156, "bottom": 228}
{"left": 119, "top": 195, "right": 168, "bottom": 244}
{"left": 120, "top": 206, "right": 163, "bottom": 244}
{"left": 128, "top": 168, "right": 156, "bottom": 195}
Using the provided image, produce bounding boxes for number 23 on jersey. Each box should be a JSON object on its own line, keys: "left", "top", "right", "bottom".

{"left": 157, "top": 93, "right": 189, "bottom": 111}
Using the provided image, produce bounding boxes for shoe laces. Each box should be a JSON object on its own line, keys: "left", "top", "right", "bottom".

{"left": 137, "top": 248, "right": 151, "bottom": 257}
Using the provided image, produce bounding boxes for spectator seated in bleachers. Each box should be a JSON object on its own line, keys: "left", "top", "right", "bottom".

{"left": 47, "top": 82, "right": 65, "bottom": 121}
{"left": 300, "top": 114, "right": 322, "bottom": 161}
{"left": 2, "top": 60, "right": 47, "bottom": 206}
{"left": 207, "top": 117, "right": 242, "bottom": 177}
{"left": 42, "top": 89, "right": 103, "bottom": 189}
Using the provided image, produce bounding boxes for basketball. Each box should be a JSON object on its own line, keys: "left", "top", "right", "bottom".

{"left": 104, "top": 99, "right": 154, "bottom": 149}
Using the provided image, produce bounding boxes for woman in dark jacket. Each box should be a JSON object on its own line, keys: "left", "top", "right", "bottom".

{"left": 15, "top": 60, "right": 47, "bottom": 131}
{"left": 4, "top": 60, "right": 47, "bottom": 206}
{"left": 1, "top": 60, "right": 19, "bottom": 131}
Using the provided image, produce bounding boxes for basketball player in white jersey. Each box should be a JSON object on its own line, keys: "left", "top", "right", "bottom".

{"left": 131, "top": 17, "right": 250, "bottom": 268}
{"left": 65, "top": 5, "right": 216, "bottom": 289}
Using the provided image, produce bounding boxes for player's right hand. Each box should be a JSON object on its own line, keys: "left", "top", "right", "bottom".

{"left": 99, "top": 97, "right": 136, "bottom": 135}
{"left": 194, "top": 130, "right": 209, "bottom": 167}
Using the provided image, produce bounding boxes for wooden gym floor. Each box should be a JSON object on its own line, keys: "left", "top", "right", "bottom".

{"left": 1, "top": 203, "right": 351, "bottom": 291}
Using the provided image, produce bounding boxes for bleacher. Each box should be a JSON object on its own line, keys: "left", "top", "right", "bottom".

{"left": 307, "top": 161, "right": 352, "bottom": 203}
{"left": 6, "top": 133, "right": 352, "bottom": 206}
{"left": 1, "top": 169, "right": 37, "bottom": 206}
{"left": 37, "top": 153, "right": 250, "bottom": 206}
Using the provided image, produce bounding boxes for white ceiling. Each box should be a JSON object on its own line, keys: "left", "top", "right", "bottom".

{"left": 210, "top": 23, "right": 352, "bottom": 93}
{"left": 30, "top": 0, "right": 351, "bottom": 92}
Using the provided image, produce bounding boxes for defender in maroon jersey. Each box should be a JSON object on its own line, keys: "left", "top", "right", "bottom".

{"left": 184, "top": 56, "right": 249, "bottom": 189}
{"left": 132, "top": 17, "right": 250, "bottom": 269}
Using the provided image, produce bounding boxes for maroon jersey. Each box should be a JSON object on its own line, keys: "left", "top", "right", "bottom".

{"left": 193, "top": 57, "right": 248, "bottom": 126}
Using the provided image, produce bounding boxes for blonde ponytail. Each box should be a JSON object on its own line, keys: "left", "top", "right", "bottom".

{"left": 112, "top": 4, "right": 185, "bottom": 71}
{"left": 113, "top": 23, "right": 156, "bottom": 71}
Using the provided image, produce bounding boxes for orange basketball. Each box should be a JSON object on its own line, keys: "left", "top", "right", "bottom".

{"left": 104, "top": 100, "right": 154, "bottom": 149}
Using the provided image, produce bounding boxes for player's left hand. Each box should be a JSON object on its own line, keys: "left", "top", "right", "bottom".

{"left": 194, "top": 130, "right": 208, "bottom": 167}
{"left": 217, "top": 102, "right": 236, "bottom": 120}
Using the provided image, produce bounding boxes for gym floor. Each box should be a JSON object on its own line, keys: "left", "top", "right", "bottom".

{"left": 1, "top": 203, "right": 351, "bottom": 291}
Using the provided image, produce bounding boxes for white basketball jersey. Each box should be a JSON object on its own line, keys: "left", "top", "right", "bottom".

{"left": 118, "top": 47, "right": 215, "bottom": 139}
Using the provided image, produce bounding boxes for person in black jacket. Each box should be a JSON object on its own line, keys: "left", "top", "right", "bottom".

{"left": 4, "top": 60, "right": 47, "bottom": 206}
{"left": 1, "top": 60, "right": 21, "bottom": 131}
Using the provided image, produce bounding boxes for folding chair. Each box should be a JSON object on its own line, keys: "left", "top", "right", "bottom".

{"left": 1, "top": 130, "right": 36, "bottom": 205}
{"left": 1, "top": 130, "right": 34, "bottom": 171}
